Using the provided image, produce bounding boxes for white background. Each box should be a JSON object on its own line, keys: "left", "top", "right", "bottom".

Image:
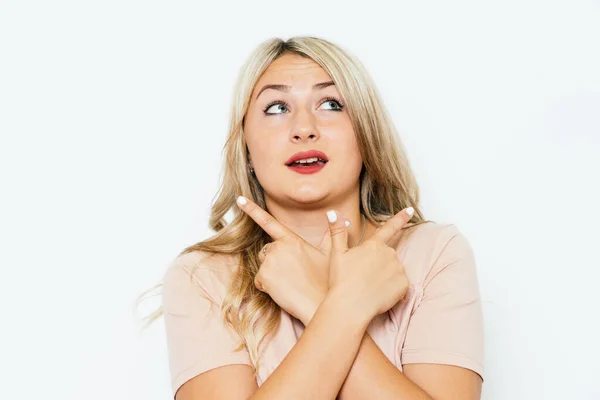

{"left": 1, "top": 1, "right": 599, "bottom": 399}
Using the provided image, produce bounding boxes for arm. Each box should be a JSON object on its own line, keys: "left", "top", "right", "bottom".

{"left": 337, "top": 225, "right": 484, "bottom": 400}
{"left": 298, "top": 304, "right": 433, "bottom": 400}
{"left": 335, "top": 332, "right": 481, "bottom": 400}
{"left": 337, "top": 332, "right": 434, "bottom": 400}
{"left": 249, "top": 289, "right": 371, "bottom": 400}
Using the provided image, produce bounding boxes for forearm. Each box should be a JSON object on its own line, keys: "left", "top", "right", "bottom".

{"left": 299, "top": 295, "right": 432, "bottom": 399}
{"left": 337, "top": 332, "right": 434, "bottom": 400}
{"left": 249, "top": 290, "right": 370, "bottom": 400}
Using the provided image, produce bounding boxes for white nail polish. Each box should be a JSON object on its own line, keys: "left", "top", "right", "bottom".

{"left": 406, "top": 207, "right": 414, "bottom": 216}
{"left": 327, "top": 210, "right": 337, "bottom": 223}
{"left": 237, "top": 196, "right": 247, "bottom": 205}
{"left": 345, "top": 220, "right": 351, "bottom": 228}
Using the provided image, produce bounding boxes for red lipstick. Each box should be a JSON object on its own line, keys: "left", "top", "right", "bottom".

{"left": 285, "top": 150, "right": 329, "bottom": 175}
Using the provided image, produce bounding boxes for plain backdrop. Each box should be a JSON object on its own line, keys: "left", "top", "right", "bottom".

{"left": 1, "top": 1, "right": 599, "bottom": 399}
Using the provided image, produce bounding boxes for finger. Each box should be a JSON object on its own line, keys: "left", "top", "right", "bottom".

{"left": 373, "top": 207, "right": 415, "bottom": 245}
{"left": 319, "top": 218, "right": 350, "bottom": 253}
{"left": 237, "top": 195, "right": 294, "bottom": 241}
{"left": 327, "top": 210, "right": 349, "bottom": 253}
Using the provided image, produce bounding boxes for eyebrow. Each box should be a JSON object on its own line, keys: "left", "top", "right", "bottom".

{"left": 255, "top": 81, "right": 335, "bottom": 100}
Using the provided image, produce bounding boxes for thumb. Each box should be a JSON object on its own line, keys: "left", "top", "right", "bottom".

{"left": 327, "top": 210, "right": 349, "bottom": 253}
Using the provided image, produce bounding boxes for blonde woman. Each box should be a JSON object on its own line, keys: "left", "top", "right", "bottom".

{"left": 137, "top": 36, "right": 484, "bottom": 399}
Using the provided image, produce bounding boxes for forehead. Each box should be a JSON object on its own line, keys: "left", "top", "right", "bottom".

{"left": 254, "top": 53, "right": 331, "bottom": 90}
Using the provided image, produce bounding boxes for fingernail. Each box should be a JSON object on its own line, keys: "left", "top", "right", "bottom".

{"left": 406, "top": 207, "right": 414, "bottom": 217}
{"left": 237, "top": 196, "right": 247, "bottom": 206}
{"left": 345, "top": 220, "right": 351, "bottom": 228}
{"left": 327, "top": 210, "right": 337, "bottom": 223}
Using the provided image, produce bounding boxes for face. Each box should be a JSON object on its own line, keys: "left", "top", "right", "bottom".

{"left": 243, "top": 53, "right": 363, "bottom": 206}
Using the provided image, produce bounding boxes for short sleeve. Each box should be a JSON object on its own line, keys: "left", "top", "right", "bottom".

{"left": 401, "top": 225, "right": 485, "bottom": 381}
{"left": 161, "top": 252, "right": 253, "bottom": 398}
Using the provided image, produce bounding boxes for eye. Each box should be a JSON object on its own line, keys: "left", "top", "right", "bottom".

{"left": 319, "top": 96, "right": 345, "bottom": 112}
{"left": 262, "top": 96, "right": 345, "bottom": 115}
{"left": 263, "top": 101, "right": 290, "bottom": 115}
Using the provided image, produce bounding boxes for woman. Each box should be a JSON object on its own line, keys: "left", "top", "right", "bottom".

{"left": 137, "top": 36, "right": 484, "bottom": 399}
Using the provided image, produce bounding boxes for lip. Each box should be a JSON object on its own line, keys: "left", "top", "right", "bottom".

{"left": 287, "top": 163, "right": 326, "bottom": 175}
{"left": 285, "top": 150, "right": 329, "bottom": 165}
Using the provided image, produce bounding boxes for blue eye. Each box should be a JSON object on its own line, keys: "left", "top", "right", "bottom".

{"left": 263, "top": 101, "right": 290, "bottom": 115}
{"left": 319, "top": 97, "right": 344, "bottom": 111}
{"left": 262, "top": 96, "right": 345, "bottom": 115}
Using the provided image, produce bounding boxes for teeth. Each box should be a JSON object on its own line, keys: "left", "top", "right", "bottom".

{"left": 294, "top": 157, "right": 322, "bottom": 164}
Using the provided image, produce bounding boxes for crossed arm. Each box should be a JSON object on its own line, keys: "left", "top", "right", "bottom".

{"left": 336, "top": 327, "right": 482, "bottom": 400}
{"left": 169, "top": 223, "right": 484, "bottom": 399}
{"left": 248, "top": 288, "right": 481, "bottom": 400}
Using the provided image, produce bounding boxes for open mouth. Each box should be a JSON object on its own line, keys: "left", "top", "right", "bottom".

{"left": 286, "top": 158, "right": 329, "bottom": 167}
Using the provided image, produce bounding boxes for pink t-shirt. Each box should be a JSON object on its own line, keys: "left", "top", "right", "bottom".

{"left": 161, "top": 221, "right": 485, "bottom": 398}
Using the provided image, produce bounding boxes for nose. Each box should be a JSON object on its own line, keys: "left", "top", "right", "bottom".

{"left": 289, "top": 107, "right": 320, "bottom": 143}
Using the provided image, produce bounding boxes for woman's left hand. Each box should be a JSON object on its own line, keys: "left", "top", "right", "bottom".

{"left": 236, "top": 196, "right": 344, "bottom": 325}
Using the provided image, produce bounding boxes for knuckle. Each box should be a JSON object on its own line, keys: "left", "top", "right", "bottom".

{"left": 256, "top": 269, "right": 271, "bottom": 287}
{"left": 262, "top": 215, "right": 274, "bottom": 227}
{"left": 329, "top": 226, "right": 346, "bottom": 236}
{"left": 260, "top": 262, "right": 271, "bottom": 273}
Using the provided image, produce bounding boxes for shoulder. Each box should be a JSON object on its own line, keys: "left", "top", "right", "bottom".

{"left": 396, "top": 220, "right": 462, "bottom": 256}
{"left": 396, "top": 221, "right": 472, "bottom": 285}
{"left": 162, "top": 250, "right": 242, "bottom": 305}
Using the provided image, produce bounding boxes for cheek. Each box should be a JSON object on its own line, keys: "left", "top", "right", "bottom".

{"left": 334, "top": 128, "right": 362, "bottom": 167}
{"left": 244, "top": 115, "right": 269, "bottom": 163}
{"left": 245, "top": 131, "right": 285, "bottom": 169}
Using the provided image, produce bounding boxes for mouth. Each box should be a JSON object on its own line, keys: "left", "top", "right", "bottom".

{"left": 285, "top": 157, "right": 328, "bottom": 175}
{"left": 284, "top": 150, "right": 329, "bottom": 167}
{"left": 284, "top": 150, "right": 329, "bottom": 174}
{"left": 285, "top": 157, "right": 329, "bottom": 168}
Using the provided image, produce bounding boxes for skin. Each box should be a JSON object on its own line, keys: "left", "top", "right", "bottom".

{"left": 174, "top": 53, "right": 482, "bottom": 400}
{"left": 244, "top": 52, "right": 378, "bottom": 249}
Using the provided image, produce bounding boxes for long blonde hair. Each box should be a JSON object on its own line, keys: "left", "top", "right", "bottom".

{"left": 134, "top": 35, "right": 433, "bottom": 376}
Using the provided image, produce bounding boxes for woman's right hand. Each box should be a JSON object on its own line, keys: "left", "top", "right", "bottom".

{"left": 325, "top": 207, "right": 414, "bottom": 321}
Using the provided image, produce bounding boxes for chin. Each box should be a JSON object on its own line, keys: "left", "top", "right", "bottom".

{"left": 288, "top": 187, "right": 329, "bottom": 202}
{"left": 267, "top": 185, "right": 328, "bottom": 206}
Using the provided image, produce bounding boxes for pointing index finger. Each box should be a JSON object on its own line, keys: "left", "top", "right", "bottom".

{"left": 373, "top": 207, "right": 415, "bottom": 245}
{"left": 236, "top": 196, "right": 293, "bottom": 241}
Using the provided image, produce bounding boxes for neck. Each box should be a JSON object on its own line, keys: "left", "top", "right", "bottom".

{"left": 263, "top": 190, "right": 377, "bottom": 248}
